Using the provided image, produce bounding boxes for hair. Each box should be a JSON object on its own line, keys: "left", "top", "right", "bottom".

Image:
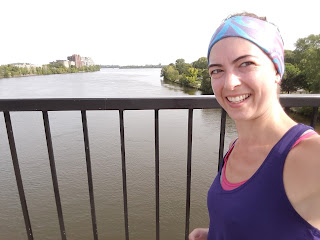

{"left": 225, "top": 12, "right": 267, "bottom": 21}
{"left": 224, "top": 12, "right": 281, "bottom": 34}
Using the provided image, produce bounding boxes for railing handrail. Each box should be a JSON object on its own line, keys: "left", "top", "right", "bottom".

{"left": 1, "top": 95, "right": 319, "bottom": 240}
{"left": 1, "top": 94, "right": 320, "bottom": 111}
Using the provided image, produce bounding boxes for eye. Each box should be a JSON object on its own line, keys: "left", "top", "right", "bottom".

{"left": 240, "top": 61, "right": 254, "bottom": 67}
{"left": 210, "top": 69, "right": 223, "bottom": 75}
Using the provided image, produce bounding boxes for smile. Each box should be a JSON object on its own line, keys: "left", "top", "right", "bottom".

{"left": 227, "top": 94, "right": 250, "bottom": 103}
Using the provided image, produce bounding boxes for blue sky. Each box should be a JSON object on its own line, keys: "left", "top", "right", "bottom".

{"left": 1, "top": 0, "right": 318, "bottom": 66}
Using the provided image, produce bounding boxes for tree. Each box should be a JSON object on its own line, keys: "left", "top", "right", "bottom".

{"left": 293, "top": 34, "right": 320, "bottom": 93}
{"left": 200, "top": 69, "right": 213, "bottom": 94}
{"left": 192, "top": 57, "right": 208, "bottom": 70}
{"left": 21, "top": 67, "right": 29, "bottom": 75}
{"left": 281, "top": 63, "right": 303, "bottom": 93}
{"left": 175, "top": 59, "right": 191, "bottom": 75}
{"left": 284, "top": 50, "right": 296, "bottom": 65}
{"left": 180, "top": 67, "right": 198, "bottom": 87}
{"left": 161, "top": 65, "right": 179, "bottom": 82}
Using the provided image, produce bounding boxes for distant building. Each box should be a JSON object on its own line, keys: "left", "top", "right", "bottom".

{"left": 67, "top": 54, "right": 82, "bottom": 68}
{"left": 48, "top": 54, "right": 94, "bottom": 68}
{"left": 13, "top": 63, "right": 39, "bottom": 69}
{"left": 81, "top": 57, "right": 95, "bottom": 66}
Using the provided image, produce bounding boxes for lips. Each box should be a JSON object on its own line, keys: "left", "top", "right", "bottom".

{"left": 227, "top": 94, "right": 250, "bottom": 103}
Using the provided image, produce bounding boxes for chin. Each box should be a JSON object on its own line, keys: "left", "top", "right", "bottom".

{"left": 225, "top": 110, "right": 254, "bottom": 122}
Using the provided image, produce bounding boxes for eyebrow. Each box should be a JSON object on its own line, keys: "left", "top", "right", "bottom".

{"left": 208, "top": 55, "right": 254, "bottom": 68}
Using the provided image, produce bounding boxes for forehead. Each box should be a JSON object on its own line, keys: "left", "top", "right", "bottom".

{"left": 209, "top": 37, "right": 266, "bottom": 63}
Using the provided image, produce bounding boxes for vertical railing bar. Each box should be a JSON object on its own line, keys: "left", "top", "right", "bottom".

{"left": 42, "top": 111, "right": 67, "bottom": 240}
{"left": 3, "top": 111, "right": 33, "bottom": 240}
{"left": 184, "top": 109, "right": 193, "bottom": 240}
{"left": 81, "top": 110, "right": 98, "bottom": 240}
{"left": 154, "top": 109, "right": 160, "bottom": 240}
{"left": 119, "top": 110, "right": 129, "bottom": 240}
{"left": 310, "top": 106, "right": 319, "bottom": 129}
{"left": 218, "top": 109, "right": 227, "bottom": 172}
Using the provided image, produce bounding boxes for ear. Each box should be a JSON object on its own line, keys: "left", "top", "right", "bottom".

{"left": 275, "top": 73, "right": 281, "bottom": 84}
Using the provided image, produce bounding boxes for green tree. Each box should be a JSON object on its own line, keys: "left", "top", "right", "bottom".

{"left": 200, "top": 69, "right": 213, "bottom": 94}
{"left": 293, "top": 34, "right": 320, "bottom": 92}
{"left": 30, "top": 67, "right": 36, "bottom": 74}
{"left": 184, "top": 67, "right": 199, "bottom": 87}
{"left": 161, "top": 65, "right": 179, "bottom": 82}
{"left": 175, "top": 59, "right": 191, "bottom": 75}
{"left": 281, "top": 63, "right": 304, "bottom": 93}
{"left": 192, "top": 57, "right": 208, "bottom": 70}
{"left": 284, "top": 50, "right": 296, "bottom": 65}
{"left": 21, "top": 67, "right": 29, "bottom": 75}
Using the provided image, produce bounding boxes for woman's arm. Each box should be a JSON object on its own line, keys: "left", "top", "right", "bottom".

{"left": 284, "top": 135, "right": 320, "bottom": 229}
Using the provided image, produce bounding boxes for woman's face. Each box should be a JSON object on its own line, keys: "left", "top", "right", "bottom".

{"left": 208, "top": 37, "right": 280, "bottom": 122}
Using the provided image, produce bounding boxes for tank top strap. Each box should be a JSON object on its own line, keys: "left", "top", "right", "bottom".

{"left": 275, "top": 123, "right": 314, "bottom": 158}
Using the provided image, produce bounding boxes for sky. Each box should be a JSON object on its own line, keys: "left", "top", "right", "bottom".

{"left": 1, "top": 0, "right": 319, "bottom": 66}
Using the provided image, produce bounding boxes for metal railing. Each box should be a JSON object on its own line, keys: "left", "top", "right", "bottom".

{"left": 0, "top": 95, "right": 319, "bottom": 240}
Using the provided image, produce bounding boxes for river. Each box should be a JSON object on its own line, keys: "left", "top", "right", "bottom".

{"left": 0, "top": 68, "right": 238, "bottom": 240}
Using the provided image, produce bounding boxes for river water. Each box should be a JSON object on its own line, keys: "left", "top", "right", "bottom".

{"left": 0, "top": 68, "right": 238, "bottom": 240}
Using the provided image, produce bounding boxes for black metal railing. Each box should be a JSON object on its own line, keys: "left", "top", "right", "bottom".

{"left": 0, "top": 95, "right": 319, "bottom": 240}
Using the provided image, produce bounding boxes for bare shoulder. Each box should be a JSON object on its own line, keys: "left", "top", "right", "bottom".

{"left": 284, "top": 133, "right": 320, "bottom": 228}
{"left": 291, "top": 134, "right": 320, "bottom": 166}
{"left": 286, "top": 134, "right": 320, "bottom": 181}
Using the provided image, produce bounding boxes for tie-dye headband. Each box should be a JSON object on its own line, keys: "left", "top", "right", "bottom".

{"left": 207, "top": 16, "right": 285, "bottom": 78}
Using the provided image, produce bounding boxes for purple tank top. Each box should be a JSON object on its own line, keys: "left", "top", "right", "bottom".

{"left": 207, "top": 124, "right": 320, "bottom": 240}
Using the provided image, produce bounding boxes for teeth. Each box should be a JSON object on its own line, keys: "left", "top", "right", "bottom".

{"left": 227, "top": 94, "right": 250, "bottom": 103}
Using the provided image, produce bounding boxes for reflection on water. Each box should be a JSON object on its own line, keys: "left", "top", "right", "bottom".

{"left": 160, "top": 78, "right": 202, "bottom": 95}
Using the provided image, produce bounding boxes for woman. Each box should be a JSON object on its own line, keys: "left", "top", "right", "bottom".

{"left": 189, "top": 13, "right": 320, "bottom": 240}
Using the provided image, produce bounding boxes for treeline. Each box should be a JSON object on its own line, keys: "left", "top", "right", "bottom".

{"left": 100, "top": 65, "right": 120, "bottom": 68}
{"left": 100, "top": 64, "right": 163, "bottom": 69}
{"left": 161, "top": 34, "right": 320, "bottom": 95}
{"left": 161, "top": 57, "right": 213, "bottom": 94}
{"left": 0, "top": 63, "right": 100, "bottom": 78}
{"left": 120, "top": 64, "right": 163, "bottom": 69}
{"left": 282, "top": 34, "right": 320, "bottom": 93}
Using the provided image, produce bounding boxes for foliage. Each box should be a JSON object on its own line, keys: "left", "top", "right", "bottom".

{"left": 292, "top": 34, "right": 320, "bottom": 93}
{"left": 119, "top": 64, "right": 162, "bottom": 69}
{"left": 175, "top": 59, "right": 191, "bottom": 75}
{"left": 161, "top": 64, "right": 179, "bottom": 82}
{"left": 179, "top": 67, "right": 199, "bottom": 87}
{"left": 281, "top": 63, "right": 302, "bottom": 93}
{"left": 284, "top": 50, "right": 296, "bottom": 65}
{"left": 161, "top": 57, "right": 213, "bottom": 94}
{"left": 292, "top": 107, "right": 320, "bottom": 120}
{"left": 0, "top": 64, "right": 100, "bottom": 78}
{"left": 200, "top": 69, "right": 213, "bottom": 94}
{"left": 192, "top": 57, "right": 208, "bottom": 70}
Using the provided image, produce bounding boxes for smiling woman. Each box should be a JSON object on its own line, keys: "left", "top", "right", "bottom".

{"left": 189, "top": 12, "right": 320, "bottom": 240}
{"left": 209, "top": 37, "right": 279, "bottom": 121}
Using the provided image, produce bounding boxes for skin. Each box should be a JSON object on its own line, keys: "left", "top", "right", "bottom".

{"left": 189, "top": 37, "right": 320, "bottom": 239}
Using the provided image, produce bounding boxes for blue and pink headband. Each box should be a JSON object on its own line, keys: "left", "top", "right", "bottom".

{"left": 207, "top": 16, "right": 285, "bottom": 78}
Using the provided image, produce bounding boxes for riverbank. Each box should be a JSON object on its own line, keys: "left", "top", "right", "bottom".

{"left": 160, "top": 58, "right": 213, "bottom": 94}
{"left": 0, "top": 64, "right": 100, "bottom": 79}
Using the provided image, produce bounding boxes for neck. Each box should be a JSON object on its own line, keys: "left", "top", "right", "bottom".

{"left": 234, "top": 102, "right": 296, "bottom": 146}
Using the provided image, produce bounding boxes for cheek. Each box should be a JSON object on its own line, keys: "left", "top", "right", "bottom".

{"left": 211, "top": 79, "right": 222, "bottom": 95}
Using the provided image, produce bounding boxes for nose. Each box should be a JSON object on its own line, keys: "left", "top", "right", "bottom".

{"left": 224, "top": 72, "right": 241, "bottom": 90}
